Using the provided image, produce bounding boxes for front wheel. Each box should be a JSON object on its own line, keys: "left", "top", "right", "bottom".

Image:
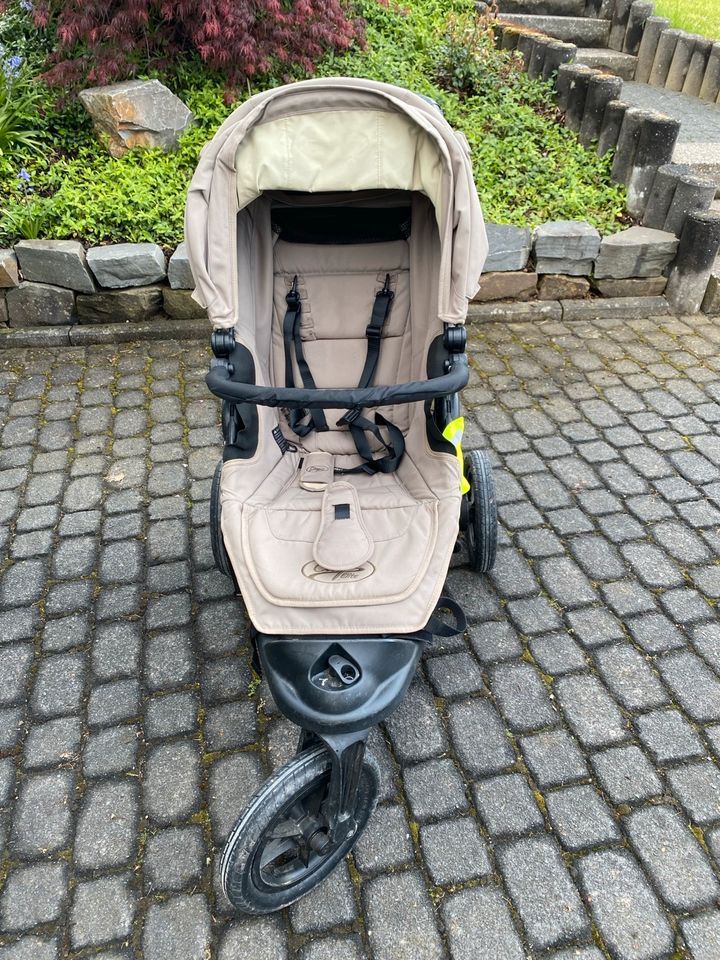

{"left": 220, "top": 746, "right": 379, "bottom": 914}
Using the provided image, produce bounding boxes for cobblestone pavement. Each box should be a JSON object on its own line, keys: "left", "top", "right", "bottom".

{"left": 1, "top": 311, "right": 720, "bottom": 959}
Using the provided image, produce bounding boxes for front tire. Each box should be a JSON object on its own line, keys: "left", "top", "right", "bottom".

{"left": 221, "top": 746, "right": 379, "bottom": 914}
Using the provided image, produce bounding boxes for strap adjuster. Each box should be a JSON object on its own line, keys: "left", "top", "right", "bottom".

{"left": 337, "top": 408, "right": 361, "bottom": 428}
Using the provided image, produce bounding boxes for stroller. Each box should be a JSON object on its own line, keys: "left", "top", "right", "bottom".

{"left": 186, "top": 77, "right": 497, "bottom": 914}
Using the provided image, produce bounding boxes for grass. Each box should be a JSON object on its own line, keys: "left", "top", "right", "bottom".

{"left": 653, "top": 0, "right": 720, "bottom": 39}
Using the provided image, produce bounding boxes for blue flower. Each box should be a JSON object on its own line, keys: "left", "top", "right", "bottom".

{"left": 19, "top": 0, "right": 33, "bottom": 10}
{"left": 17, "top": 168, "right": 31, "bottom": 182}
{"left": 4, "top": 55, "right": 22, "bottom": 78}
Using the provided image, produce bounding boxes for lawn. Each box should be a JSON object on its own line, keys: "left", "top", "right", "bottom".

{"left": 653, "top": 0, "right": 720, "bottom": 39}
{"left": 0, "top": 0, "right": 626, "bottom": 246}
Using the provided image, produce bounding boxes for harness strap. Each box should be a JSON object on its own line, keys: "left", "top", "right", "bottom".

{"left": 282, "top": 277, "right": 328, "bottom": 436}
{"left": 355, "top": 274, "right": 394, "bottom": 390}
{"left": 425, "top": 596, "right": 467, "bottom": 637}
{"left": 335, "top": 411, "right": 405, "bottom": 475}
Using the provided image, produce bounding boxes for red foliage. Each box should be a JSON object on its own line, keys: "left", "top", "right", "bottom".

{"left": 16, "top": 0, "right": 363, "bottom": 89}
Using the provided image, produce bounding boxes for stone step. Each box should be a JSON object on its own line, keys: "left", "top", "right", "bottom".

{"left": 622, "top": 81, "right": 720, "bottom": 194}
{"left": 497, "top": 0, "right": 584, "bottom": 15}
{"left": 498, "top": 14, "right": 611, "bottom": 47}
{"left": 575, "top": 47, "right": 637, "bottom": 80}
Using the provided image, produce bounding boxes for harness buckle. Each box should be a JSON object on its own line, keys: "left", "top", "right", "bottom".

{"left": 337, "top": 408, "right": 361, "bottom": 428}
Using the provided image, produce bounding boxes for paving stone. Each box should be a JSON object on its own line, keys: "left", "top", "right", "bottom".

{"left": 144, "top": 826, "right": 204, "bottom": 892}
{"left": 144, "top": 741, "right": 200, "bottom": 826}
{"left": 0, "top": 937, "right": 59, "bottom": 960}
{"left": 0, "top": 862, "right": 68, "bottom": 931}
{"left": 145, "top": 691, "right": 199, "bottom": 740}
{"left": 681, "top": 911, "right": 720, "bottom": 960}
{"left": 627, "top": 804, "right": 719, "bottom": 911}
{"left": 385, "top": 683, "right": 447, "bottom": 764}
{"left": 473, "top": 773, "right": 544, "bottom": 838}
{"left": 204, "top": 700, "right": 257, "bottom": 751}
{"left": 420, "top": 817, "right": 492, "bottom": 886}
{"left": 144, "top": 630, "right": 196, "bottom": 689}
{"left": 75, "top": 780, "right": 138, "bottom": 870}
{"left": 353, "top": 804, "right": 413, "bottom": 873}
{"left": 666, "top": 761, "right": 720, "bottom": 825}
{"left": 24, "top": 716, "right": 81, "bottom": 768}
{"left": 142, "top": 894, "right": 211, "bottom": 960}
{"left": 425, "top": 651, "right": 485, "bottom": 698}
{"left": 442, "top": 887, "right": 524, "bottom": 960}
{"left": 507, "top": 595, "right": 563, "bottom": 635}
{"left": 0, "top": 608, "right": 37, "bottom": 644}
{"left": 218, "top": 918, "right": 288, "bottom": 960}
{"left": 92, "top": 621, "right": 142, "bottom": 680}
{"left": 297, "top": 936, "right": 364, "bottom": 960}
{"left": 635, "top": 708, "right": 705, "bottom": 763}
{"left": 490, "top": 661, "right": 558, "bottom": 732}
{"left": 208, "top": 753, "right": 263, "bottom": 843}
{"left": 402, "top": 757, "right": 468, "bottom": 823}
{"left": 578, "top": 850, "right": 673, "bottom": 960}
{"left": 11, "top": 770, "right": 75, "bottom": 857}
{"left": 566, "top": 607, "right": 625, "bottom": 649}
{"left": 448, "top": 698, "right": 514, "bottom": 777}
{"left": 0, "top": 645, "right": 33, "bottom": 707}
{"left": 545, "top": 785, "right": 620, "bottom": 851}
{"left": 290, "top": 860, "right": 357, "bottom": 933}
{"left": 498, "top": 836, "right": 590, "bottom": 950}
{"left": 364, "top": 870, "right": 444, "bottom": 960}
{"left": 593, "top": 644, "right": 668, "bottom": 711}
{"left": 626, "top": 612, "right": 686, "bottom": 653}
{"left": 555, "top": 674, "right": 629, "bottom": 749}
{"left": 529, "top": 633, "right": 587, "bottom": 675}
{"left": 658, "top": 649, "right": 720, "bottom": 722}
{"left": 87, "top": 678, "right": 140, "bottom": 727}
{"left": 591, "top": 744, "right": 662, "bottom": 805}
{"left": 468, "top": 621, "right": 523, "bottom": 664}
{"left": 520, "top": 729, "right": 589, "bottom": 788}
{"left": 70, "top": 875, "right": 135, "bottom": 950}
{"left": 569, "top": 534, "right": 626, "bottom": 581}
{"left": 83, "top": 724, "right": 139, "bottom": 777}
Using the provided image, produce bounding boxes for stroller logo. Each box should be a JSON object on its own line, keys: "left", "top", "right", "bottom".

{"left": 302, "top": 562, "right": 375, "bottom": 583}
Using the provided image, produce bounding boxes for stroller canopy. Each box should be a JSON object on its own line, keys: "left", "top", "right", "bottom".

{"left": 185, "top": 77, "right": 488, "bottom": 330}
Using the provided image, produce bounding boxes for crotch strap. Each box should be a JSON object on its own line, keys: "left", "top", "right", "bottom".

{"left": 313, "top": 482, "right": 373, "bottom": 572}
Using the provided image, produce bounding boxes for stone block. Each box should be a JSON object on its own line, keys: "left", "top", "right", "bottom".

{"left": 534, "top": 220, "right": 601, "bottom": 260}
{"left": 575, "top": 48, "right": 637, "bottom": 80}
{"left": 538, "top": 275, "right": 590, "bottom": 299}
{"left": 595, "top": 276, "right": 667, "bottom": 297}
{"left": 594, "top": 225, "right": 679, "bottom": 279}
{"left": 79, "top": 79, "right": 193, "bottom": 158}
{"left": 14, "top": 240, "right": 95, "bottom": 293}
{"left": 163, "top": 288, "right": 207, "bottom": 319}
{"left": 87, "top": 243, "right": 166, "bottom": 289}
{"left": 536, "top": 257, "right": 594, "bottom": 276}
{"left": 485, "top": 224, "right": 532, "bottom": 272}
{"left": 0, "top": 292, "right": 7, "bottom": 326}
{"left": 5, "top": 282, "right": 75, "bottom": 327}
{"left": 701, "top": 263, "right": 720, "bottom": 314}
{"left": 168, "top": 241, "right": 195, "bottom": 289}
{"left": 473, "top": 271, "right": 537, "bottom": 301}
{"left": 0, "top": 248, "right": 19, "bottom": 287}
{"left": 75, "top": 285, "right": 164, "bottom": 323}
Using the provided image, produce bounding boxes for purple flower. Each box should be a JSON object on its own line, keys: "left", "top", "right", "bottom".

{"left": 18, "top": 168, "right": 31, "bottom": 182}
{"left": 19, "top": 0, "right": 33, "bottom": 10}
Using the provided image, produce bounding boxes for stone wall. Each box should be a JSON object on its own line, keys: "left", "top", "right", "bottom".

{"left": 0, "top": 241, "right": 206, "bottom": 346}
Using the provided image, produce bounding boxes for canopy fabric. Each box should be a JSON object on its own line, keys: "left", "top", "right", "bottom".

{"left": 185, "top": 77, "right": 488, "bottom": 330}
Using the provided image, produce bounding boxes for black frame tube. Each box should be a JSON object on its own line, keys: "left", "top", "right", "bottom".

{"left": 206, "top": 353, "right": 469, "bottom": 410}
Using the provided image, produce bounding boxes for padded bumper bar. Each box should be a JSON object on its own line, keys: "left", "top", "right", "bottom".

{"left": 206, "top": 354, "right": 469, "bottom": 410}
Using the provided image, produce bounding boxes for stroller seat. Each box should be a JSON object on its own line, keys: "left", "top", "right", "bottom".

{"left": 219, "top": 219, "right": 462, "bottom": 633}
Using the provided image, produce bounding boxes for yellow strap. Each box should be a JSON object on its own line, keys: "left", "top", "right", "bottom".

{"left": 442, "top": 416, "right": 470, "bottom": 494}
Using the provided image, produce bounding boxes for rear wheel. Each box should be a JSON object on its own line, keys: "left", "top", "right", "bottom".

{"left": 210, "top": 459, "right": 234, "bottom": 579}
{"left": 464, "top": 449, "right": 498, "bottom": 573}
{"left": 221, "top": 746, "right": 379, "bottom": 915}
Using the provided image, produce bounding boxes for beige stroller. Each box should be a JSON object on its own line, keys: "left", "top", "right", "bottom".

{"left": 186, "top": 77, "right": 497, "bottom": 914}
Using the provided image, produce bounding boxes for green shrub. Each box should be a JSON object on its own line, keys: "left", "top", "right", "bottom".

{"left": 0, "top": 0, "right": 626, "bottom": 246}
